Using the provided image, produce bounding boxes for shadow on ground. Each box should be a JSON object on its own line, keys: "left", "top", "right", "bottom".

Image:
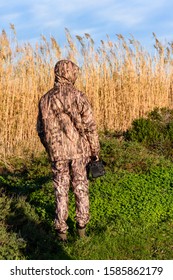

{"left": 0, "top": 165, "right": 72, "bottom": 260}
{"left": 6, "top": 205, "right": 71, "bottom": 260}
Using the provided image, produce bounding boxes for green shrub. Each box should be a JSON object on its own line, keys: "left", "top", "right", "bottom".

{"left": 100, "top": 135, "right": 173, "bottom": 174}
{"left": 124, "top": 107, "right": 173, "bottom": 158}
{"left": 124, "top": 118, "right": 163, "bottom": 143}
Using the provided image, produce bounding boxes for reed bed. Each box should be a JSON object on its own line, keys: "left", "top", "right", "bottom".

{"left": 1, "top": 26, "right": 173, "bottom": 159}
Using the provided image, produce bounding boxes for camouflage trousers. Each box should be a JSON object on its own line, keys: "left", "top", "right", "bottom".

{"left": 52, "top": 157, "right": 90, "bottom": 233}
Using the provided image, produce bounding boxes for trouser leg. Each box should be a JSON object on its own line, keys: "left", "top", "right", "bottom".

{"left": 52, "top": 161, "right": 70, "bottom": 234}
{"left": 71, "top": 158, "right": 90, "bottom": 228}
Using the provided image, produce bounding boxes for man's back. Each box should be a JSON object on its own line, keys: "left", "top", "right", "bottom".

{"left": 37, "top": 60, "right": 100, "bottom": 161}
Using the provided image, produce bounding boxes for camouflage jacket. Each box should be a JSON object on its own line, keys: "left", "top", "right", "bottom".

{"left": 37, "top": 60, "right": 100, "bottom": 161}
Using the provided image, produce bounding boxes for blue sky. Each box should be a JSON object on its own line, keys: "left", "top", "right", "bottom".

{"left": 0, "top": 0, "right": 173, "bottom": 53}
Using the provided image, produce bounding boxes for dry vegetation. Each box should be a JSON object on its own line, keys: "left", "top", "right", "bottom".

{"left": 1, "top": 25, "right": 173, "bottom": 159}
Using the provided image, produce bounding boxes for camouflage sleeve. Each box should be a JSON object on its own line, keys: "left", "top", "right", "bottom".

{"left": 79, "top": 93, "right": 100, "bottom": 156}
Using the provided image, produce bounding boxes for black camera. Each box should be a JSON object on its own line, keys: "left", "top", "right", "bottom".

{"left": 86, "top": 160, "right": 106, "bottom": 178}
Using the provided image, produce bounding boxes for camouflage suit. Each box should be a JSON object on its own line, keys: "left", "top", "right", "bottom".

{"left": 37, "top": 60, "right": 100, "bottom": 233}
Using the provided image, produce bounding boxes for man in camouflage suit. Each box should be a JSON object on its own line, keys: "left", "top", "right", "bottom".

{"left": 37, "top": 60, "right": 100, "bottom": 241}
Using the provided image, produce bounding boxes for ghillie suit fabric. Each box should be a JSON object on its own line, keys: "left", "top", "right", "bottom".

{"left": 37, "top": 60, "right": 100, "bottom": 232}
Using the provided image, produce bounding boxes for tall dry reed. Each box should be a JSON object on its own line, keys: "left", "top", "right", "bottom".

{"left": 1, "top": 26, "right": 173, "bottom": 159}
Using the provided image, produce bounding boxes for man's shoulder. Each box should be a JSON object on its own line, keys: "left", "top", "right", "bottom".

{"left": 73, "top": 87, "right": 88, "bottom": 101}
{"left": 39, "top": 88, "right": 55, "bottom": 104}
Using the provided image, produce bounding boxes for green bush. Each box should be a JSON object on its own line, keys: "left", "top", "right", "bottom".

{"left": 99, "top": 135, "right": 173, "bottom": 174}
{"left": 124, "top": 108, "right": 173, "bottom": 158}
{"left": 124, "top": 118, "right": 163, "bottom": 143}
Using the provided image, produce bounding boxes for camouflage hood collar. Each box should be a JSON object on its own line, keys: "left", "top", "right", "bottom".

{"left": 54, "top": 60, "right": 80, "bottom": 85}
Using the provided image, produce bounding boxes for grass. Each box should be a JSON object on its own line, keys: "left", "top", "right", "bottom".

{"left": 1, "top": 130, "right": 173, "bottom": 260}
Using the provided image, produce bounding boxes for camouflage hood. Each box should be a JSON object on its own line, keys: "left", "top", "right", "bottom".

{"left": 54, "top": 60, "right": 80, "bottom": 85}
